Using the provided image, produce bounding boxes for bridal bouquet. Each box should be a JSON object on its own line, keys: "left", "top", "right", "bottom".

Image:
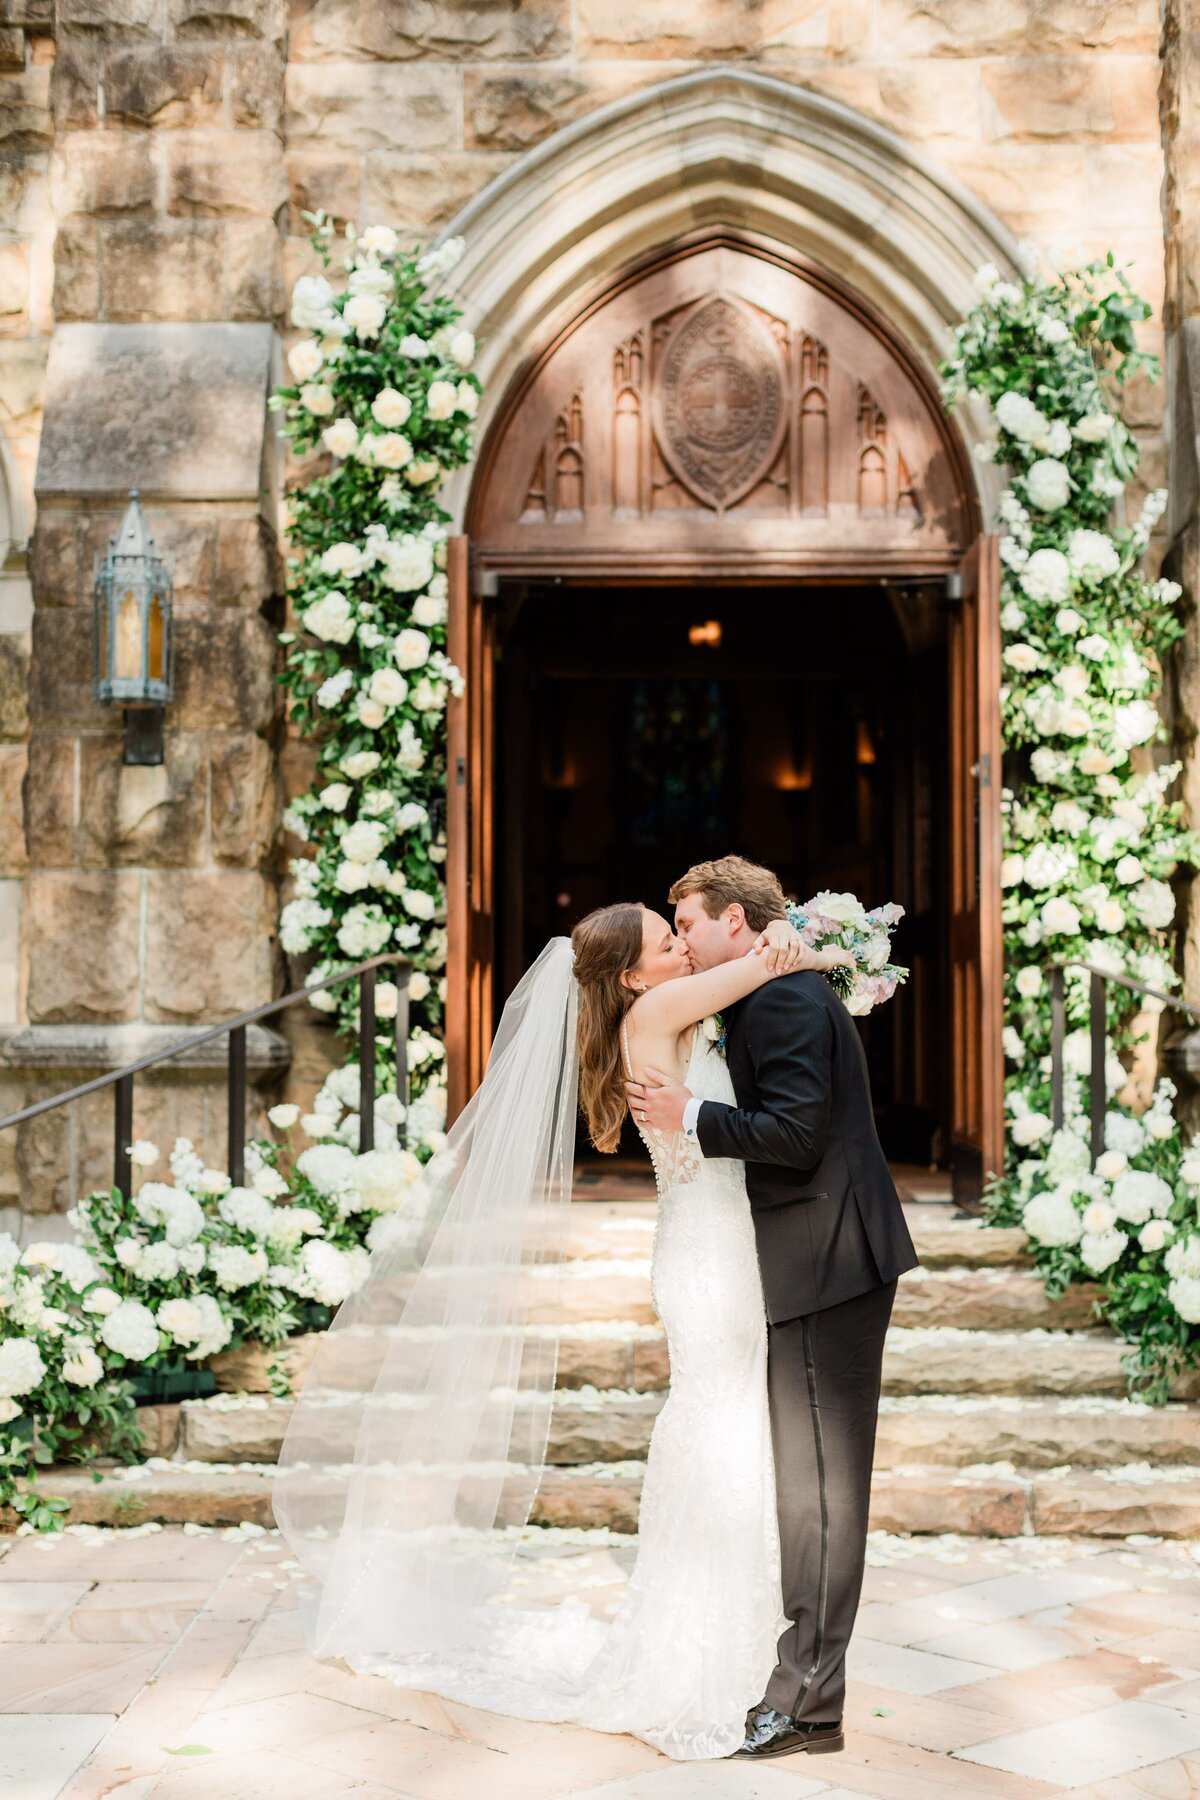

{"left": 786, "top": 891, "right": 908, "bottom": 1016}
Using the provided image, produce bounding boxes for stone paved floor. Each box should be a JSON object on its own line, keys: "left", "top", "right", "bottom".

{"left": 3, "top": 1525, "right": 1200, "bottom": 1799}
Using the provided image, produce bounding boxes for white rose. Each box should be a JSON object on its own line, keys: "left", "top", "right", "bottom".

{"left": 1011, "top": 1112, "right": 1052, "bottom": 1146}
{"left": 405, "top": 458, "right": 441, "bottom": 485}
{"left": 379, "top": 537, "right": 434, "bottom": 593}
{"left": 411, "top": 593, "right": 447, "bottom": 628}
{"left": 1001, "top": 854, "right": 1025, "bottom": 887}
{"left": 1095, "top": 900, "right": 1126, "bottom": 933}
{"left": 128, "top": 1139, "right": 159, "bottom": 1168}
{"left": 448, "top": 329, "right": 475, "bottom": 368}
{"left": 301, "top": 1112, "right": 337, "bottom": 1139}
{"left": 368, "top": 667, "right": 409, "bottom": 709}
{"left": 347, "top": 262, "right": 393, "bottom": 298}
{"left": 304, "top": 590, "right": 355, "bottom": 645}
{"left": 1078, "top": 746, "right": 1115, "bottom": 774}
{"left": 268, "top": 1103, "right": 301, "bottom": 1130}
{"left": 357, "top": 696, "right": 387, "bottom": 730}
{"left": 318, "top": 782, "right": 351, "bottom": 813}
{"left": 156, "top": 1298, "right": 204, "bottom": 1347}
{"left": 1050, "top": 801, "right": 1088, "bottom": 836}
{"left": 408, "top": 971, "right": 431, "bottom": 1002}
{"left": 62, "top": 1344, "right": 104, "bottom": 1388}
{"left": 394, "top": 628, "right": 432, "bottom": 671}
{"left": 344, "top": 293, "right": 387, "bottom": 339}
{"left": 1003, "top": 643, "right": 1041, "bottom": 673}
{"left": 341, "top": 751, "right": 382, "bottom": 780}
{"left": 1140, "top": 1219, "right": 1176, "bottom": 1254}
{"left": 83, "top": 1286, "right": 122, "bottom": 1317}
{"left": 299, "top": 384, "right": 335, "bottom": 418}
{"left": 400, "top": 333, "right": 429, "bottom": 357}
{"left": 803, "top": 890, "right": 870, "bottom": 930}
{"left": 1041, "top": 896, "right": 1081, "bottom": 936}
{"left": 322, "top": 417, "right": 359, "bottom": 460}
{"left": 1113, "top": 854, "right": 1144, "bottom": 886}
{"left": 1055, "top": 607, "right": 1084, "bottom": 634}
{"left": 1061, "top": 704, "right": 1092, "bottom": 738}
{"left": 290, "top": 274, "right": 335, "bottom": 330}
{"left": 371, "top": 432, "right": 413, "bottom": 470}
{"left": 335, "top": 860, "right": 370, "bottom": 894}
{"left": 359, "top": 224, "right": 398, "bottom": 256}
{"left": 1095, "top": 1149, "right": 1128, "bottom": 1181}
{"left": 287, "top": 339, "right": 324, "bottom": 382}
{"left": 320, "top": 542, "right": 365, "bottom": 580}
{"left": 455, "top": 379, "right": 478, "bottom": 418}
{"left": 426, "top": 378, "right": 457, "bottom": 420}
{"left": 372, "top": 387, "right": 412, "bottom": 428}
{"left": 1073, "top": 411, "right": 1113, "bottom": 442}
{"left": 1015, "top": 967, "right": 1042, "bottom": 998}
{"left": 403, "top": 888, "right": 436, "bottom": 921}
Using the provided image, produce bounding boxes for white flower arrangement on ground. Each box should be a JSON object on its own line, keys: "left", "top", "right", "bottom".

{"left": 942, "top": 255, "right": 1200, "bottom": 1401}
{"left": 0, "top": 1118, "right": 436, "bottom": 1531}
{"left": 274, "top": 212, "right": 478, "bottom": 1153}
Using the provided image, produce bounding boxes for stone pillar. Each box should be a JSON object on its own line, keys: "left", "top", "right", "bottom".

{"left": 8, "top": 318, "right": 287, "bottom": 1215}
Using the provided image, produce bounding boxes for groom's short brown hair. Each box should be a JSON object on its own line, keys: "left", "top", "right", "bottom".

{"left": 668, "top": 856, "right": 788, "bottom": 934}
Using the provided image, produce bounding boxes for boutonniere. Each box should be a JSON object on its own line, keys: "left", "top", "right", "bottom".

{"left": 702, "top": 1013, "right": 727, "bottom": 1056}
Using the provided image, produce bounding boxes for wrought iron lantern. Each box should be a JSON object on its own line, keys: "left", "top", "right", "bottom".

{"left": 92, "top": 489, "right": 174, "bottom": 765}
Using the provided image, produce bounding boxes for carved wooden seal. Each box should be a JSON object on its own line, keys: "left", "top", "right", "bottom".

{"left": 652, "top": 295, "right": 787, "bottom": 508}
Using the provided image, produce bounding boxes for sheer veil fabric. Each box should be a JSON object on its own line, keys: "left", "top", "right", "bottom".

{"left": 275, "top": 935, "right": 786, "bottom": 1760}
{"left": 273, "top": 937, "right": 580, "bottom": 1666}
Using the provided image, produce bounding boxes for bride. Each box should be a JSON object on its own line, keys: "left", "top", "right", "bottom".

{"left": 274, "top": 902, "right": 852, "bottom": 1761}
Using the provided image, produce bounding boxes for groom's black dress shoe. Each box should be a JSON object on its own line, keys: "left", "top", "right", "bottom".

{"left": 732, "top": 1704, "right": 844, "bottom": 1759}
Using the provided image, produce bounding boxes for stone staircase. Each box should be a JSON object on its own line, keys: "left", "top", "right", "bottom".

{"left": 16, "top": 1199, "right": 1200, "bottom": 1537}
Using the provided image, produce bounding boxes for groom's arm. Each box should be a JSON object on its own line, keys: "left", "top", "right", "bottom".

{"left": 694, "top": 981, "right": 833, "bottom": 1172}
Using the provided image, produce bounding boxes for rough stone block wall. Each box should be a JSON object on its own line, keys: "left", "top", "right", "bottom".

{"left": 0, "top": 0, "right": 1192, "bottom": 1209}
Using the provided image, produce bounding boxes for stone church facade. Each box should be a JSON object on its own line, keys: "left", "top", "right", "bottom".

{"left": 1, "top": 0, "right": 1199, "bottom": 1214}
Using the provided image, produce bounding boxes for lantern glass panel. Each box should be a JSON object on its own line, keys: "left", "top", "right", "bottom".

{"left": 115, "top": 589, "right": 142, "bottom": 681}
{"left": 148, "top": 591, "right": 165, "bottom": 682}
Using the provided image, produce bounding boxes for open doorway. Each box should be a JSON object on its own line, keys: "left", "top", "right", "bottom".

{"left": 492, "top": 580, "right": 952, "bottom": 1170}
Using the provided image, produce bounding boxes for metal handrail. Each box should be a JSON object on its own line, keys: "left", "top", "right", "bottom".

{"left": 1047, "top": 959, "right": 1200, "bottom": 1165}
{"left": 0, "top": 955, "right": 412, "bottom": 1198}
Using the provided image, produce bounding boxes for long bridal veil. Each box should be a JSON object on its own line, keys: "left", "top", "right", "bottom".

{"left": 274, "top": 937, "right": 580, "bottom": 1669}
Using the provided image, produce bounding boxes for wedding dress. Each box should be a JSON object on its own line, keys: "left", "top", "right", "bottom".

{"left": 275, "top": 942, "right": 786, "bottom": 1763}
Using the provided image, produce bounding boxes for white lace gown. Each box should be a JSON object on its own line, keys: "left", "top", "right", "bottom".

{"left": 350, "top": 1026, "right": 787, "bottom": 1761}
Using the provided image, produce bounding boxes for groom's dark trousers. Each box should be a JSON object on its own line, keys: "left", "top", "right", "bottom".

{"left": 696, "top": 969, "right": 920, "bottom": 1725}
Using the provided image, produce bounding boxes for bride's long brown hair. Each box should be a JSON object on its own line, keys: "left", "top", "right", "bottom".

{"left": 572, "top": 902, "right": 645, "bottom": 1154}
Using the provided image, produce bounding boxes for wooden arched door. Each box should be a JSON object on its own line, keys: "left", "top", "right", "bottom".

{"left": 446, "top": 231, "right": 1002, "bottom": 1201}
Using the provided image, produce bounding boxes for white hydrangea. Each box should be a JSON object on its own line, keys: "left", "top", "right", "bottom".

{"left": 1169, "top": 1275, "right": 1200, "bottom": 1323}
{"left": 304, "top": 590, "right": 355, "bottom": 644}
{"left": 136, "top": 1241, "right": 181, "bottom": 1283}
{"left": 1165, "top": 1234, "right": 1200, "bottom": 1279}
{"left": 1105, "top": 1112, "right": 1145, "bottom": 1157}
{"left": 1025, "top": 458, "right": 1071, "bottom": 511}
{"left": 1020, "top": 547, "right": 1072, "bottom": 605}
{"left": 0, "top": 1336, "right": 46, "bottom": 1398}
{"left": 208, "top": 1245, "right": 270, "bottom": 1292}
{"left": 134, "top": 1184, "right": 205, "bottom": 1248}
{"left": 265, "top": 1206, "right": 324, "bottom": 1252}
{"left": 1066, "top": 529, "right": 1120, "bottom": 583}
{"left": 1110, "top": 1171, "right": 1174, "bottom": 1225}
{"left": 99, "top": 1299, "right": 161, "bottom": 1361}
{"left": 1080, "top": 1228, "right": 1128, "bottom": 1273}
{"left": 1022, "top": 1188, "right": 1083, "bottom": 1247}
{"left": 293, "top": 1239, "right": 356, "bottom": 1306}
{"left": 295, "top": 1143, "right": 359, "bottom": 1198}
{"left": 218, "top": 1188, "right": 276, "bottom": 1237}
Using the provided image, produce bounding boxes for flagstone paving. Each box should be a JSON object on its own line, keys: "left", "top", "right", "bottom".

{"left": 4, "top": 1525, "right": 1200, "bottom": 1798}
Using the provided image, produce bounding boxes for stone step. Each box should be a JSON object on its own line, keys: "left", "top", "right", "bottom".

{"left": 511, "top": 1263, "right": 1102, "bottom": 1330}
{"left": 177, "top": 1389, "right": 1200, "bottom": 1473}
{"left": 9, "top": 1457, "right": 1200, "bottom": 1539}
{"left": 207, "top": 1324, "right": 1200, "bottom": 1405}
{"left": 548, "top": 1203, "right": 1030, "bottom": 1271}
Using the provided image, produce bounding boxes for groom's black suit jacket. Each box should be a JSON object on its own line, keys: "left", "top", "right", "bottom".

{"left": 695, "top": 970, "right": 920, "bottom": 1325}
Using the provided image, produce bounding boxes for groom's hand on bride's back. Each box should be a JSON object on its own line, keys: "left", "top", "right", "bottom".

{"left": 625, "top": 1067, "right": 691, "bottom": 1133}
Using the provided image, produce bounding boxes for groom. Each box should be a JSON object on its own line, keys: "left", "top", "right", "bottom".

{"left": 625, "top": 855, "right": 919, "bottom": 1761}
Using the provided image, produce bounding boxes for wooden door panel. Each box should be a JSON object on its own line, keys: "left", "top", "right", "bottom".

{"left": 445, "top": 535, "right": 495, "bottom": 1122}
{"left": 948, "top": 534, "right": 1004, "bottom": 1206}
